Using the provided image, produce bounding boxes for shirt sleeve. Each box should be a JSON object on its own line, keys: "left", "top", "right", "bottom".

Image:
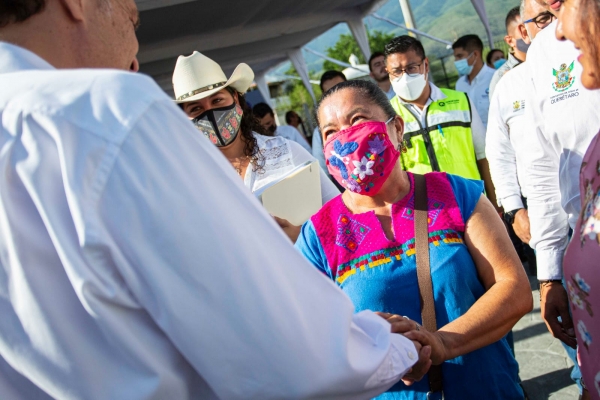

{"left": 522, "top": 63, "right": 569, "bottom": 280}
{"left": 484, "top": 81, "right": 524, "bottom": 211}
{"left": 97, "top": 100, "right": 415, "bottom": 399}
{"left": 288, "top": 139, "right": 340, "bottom": 204}
{"left": 294, "top": 220, "right": 332, "bottom": 278}
{"left": 468, "top": 97, "right": 487, "bottom": 160}
{"left": 446, "top": 173, "right": 485, "bottom": 223}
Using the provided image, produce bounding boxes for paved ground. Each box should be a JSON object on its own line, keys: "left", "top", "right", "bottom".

{"left": 514, "top": 276, "right": 579, "bottom": 399}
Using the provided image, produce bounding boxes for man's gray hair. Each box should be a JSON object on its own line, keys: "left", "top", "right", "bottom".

{"left": 520, "top": 0, "right": 526, "bottom": 20}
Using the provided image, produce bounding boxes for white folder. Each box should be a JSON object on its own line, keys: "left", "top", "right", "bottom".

{"left": 254, "top": 161, "right": 322, "bottom": 226}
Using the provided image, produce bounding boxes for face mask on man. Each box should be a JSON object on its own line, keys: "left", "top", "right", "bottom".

{"left": 454, "top": 52, "right": 474, "bottom": 76}
{"left": 493, "top": 58, "right": 507, "bottom": 69}
{"left": 391, "top": 72, "right": 428, "bottom": 101}
{"left": 324, "top": 118, "right": 400, "bottom": 196}
{"left": 516, "top": 39, "right": 531, "bottom": 53}
{"left": 192, "top": 103, "right": 243, "bottom": 147}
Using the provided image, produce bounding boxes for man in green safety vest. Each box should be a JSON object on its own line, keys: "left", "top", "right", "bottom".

{"left": 384, "top": 35, "right": 499, "bottom": 209}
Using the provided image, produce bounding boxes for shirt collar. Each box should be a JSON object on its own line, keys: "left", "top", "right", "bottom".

{"left": 506, "top": 53, "right": 522, "bottom": 68}
{"left": 0, "top": 42, "right": 55, "bottom": 74}
{"left": 471, "top": 65, "right": 494, "bottom": 85}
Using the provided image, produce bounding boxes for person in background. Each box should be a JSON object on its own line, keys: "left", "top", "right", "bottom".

{"left": 487, "top": 49, "right": 506, "bottom": 69}
{"left": 486, "top": 0, "right": 551, "bottom": 288}
{"left": 312, "top": 70, "right": 347, "bottom": 178}
{"left": 385, "top": 35, "right": 499, "bottom": 211}
{"left": 285, "top": 110, "right": 309, "bottom": 141}
{"left": 453, "top": 34, "right": 495, "bottom": 127}
{"left": 0, "top": 0, "right": 430, "bottom": 397}
{"left": 296, "top": 79, "right": 532, "bottom": 399}
{"left": 556, "top": 0, "right": 600, "bottom": 396}
{"left": 523, "top": 0, "right": 600, "bottom": 397}
{"left": 173, "top": 52, "right": 338, "bottom": 242}
{"left": 369, "top": 51, "right": 395, "bottom": 100}
{"left": 489, "top": 6, "right": 529, "bottom": 96}
{"left": 253, "top": 102, "right": 312, "bottom": 153}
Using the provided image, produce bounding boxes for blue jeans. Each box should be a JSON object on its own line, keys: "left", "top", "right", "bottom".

{"left": 562, "top": 276, "right": 582, "bottom": 393}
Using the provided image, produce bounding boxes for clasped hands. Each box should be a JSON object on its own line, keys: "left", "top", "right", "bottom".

{"left": 376, "top": 312, "right": 448, "bottom": 386}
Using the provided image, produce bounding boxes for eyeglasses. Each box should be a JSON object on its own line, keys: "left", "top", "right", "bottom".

{"left": 389, "top": 62, "right": 424, "bottom": 78}
{"left": 523, "top": 11, "right": 556, "bottom": 29}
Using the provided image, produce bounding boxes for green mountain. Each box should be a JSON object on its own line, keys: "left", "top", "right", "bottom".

{"left": 298, "top": 0, "right": 518, "bottom": 73}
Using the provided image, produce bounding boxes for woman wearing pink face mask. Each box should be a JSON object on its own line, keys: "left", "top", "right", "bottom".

{"left": 295, "top": 80, "right": 532, "bottom": 399}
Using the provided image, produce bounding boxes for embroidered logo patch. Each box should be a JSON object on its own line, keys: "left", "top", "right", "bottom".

{"left": 552, "top": 62, "right": 575, "bottom": 92}
{"left": 335, "top": 215, "right": 371, "bottom": 253}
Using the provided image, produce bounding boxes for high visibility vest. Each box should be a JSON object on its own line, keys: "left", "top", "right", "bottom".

{"left": 390, "top": 88, "right": 481, "bottom": 180}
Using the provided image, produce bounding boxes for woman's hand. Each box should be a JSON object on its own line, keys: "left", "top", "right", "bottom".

{"left": 403, "top": 329, "right": 448, "bottom": 366}
{"left": 272, "top": 216, "right": 301, "bottom": 243}
{"left": 376, "top": 312, "right": 447, "bottom": 365}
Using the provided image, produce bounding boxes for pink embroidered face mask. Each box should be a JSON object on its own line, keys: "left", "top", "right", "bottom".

{"left": 324, "top": 118, "right": 400, "bottom": 195}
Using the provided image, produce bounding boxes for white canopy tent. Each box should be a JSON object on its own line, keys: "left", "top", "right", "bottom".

{"left": 135, "top": 0, "right": 495, "bottom": 102}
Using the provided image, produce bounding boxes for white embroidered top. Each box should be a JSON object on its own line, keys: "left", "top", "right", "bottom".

{"left": 244, "top": 133, "right": 340, "bottom": 204}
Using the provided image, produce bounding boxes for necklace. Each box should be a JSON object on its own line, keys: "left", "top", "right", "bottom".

{"left": 231, "top": 156, "right": 250, "bottom": 176}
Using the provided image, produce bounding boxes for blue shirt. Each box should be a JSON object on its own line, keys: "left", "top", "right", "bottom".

{"left": 296, "top": 173, "right": 523, "bottom": 399}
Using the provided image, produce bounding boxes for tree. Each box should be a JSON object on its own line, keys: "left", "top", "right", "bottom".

{"left": 322, "top": 30, "right": 396, "bottom": 72}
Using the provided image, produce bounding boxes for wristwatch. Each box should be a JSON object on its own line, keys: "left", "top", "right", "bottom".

{"left": 502, "top": 208, "right": 523, "bottom": 225}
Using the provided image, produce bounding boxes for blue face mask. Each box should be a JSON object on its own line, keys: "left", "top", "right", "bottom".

{"left": 454, "top": 52, "right": 474, "bottom": 76}
{"left": 493, "top": 58, "right": 507, "bottom": 69}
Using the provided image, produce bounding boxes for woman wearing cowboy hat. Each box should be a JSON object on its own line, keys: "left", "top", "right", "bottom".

{"left": 172, "top": 52, "right": 339, "bottom": 241}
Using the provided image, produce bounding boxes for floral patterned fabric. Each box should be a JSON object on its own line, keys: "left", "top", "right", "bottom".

{"left": 295, "top": 172, "right": 523, "bottom": 399}
{"left": 564, "top": 131, "right": 600, "bottom": 398}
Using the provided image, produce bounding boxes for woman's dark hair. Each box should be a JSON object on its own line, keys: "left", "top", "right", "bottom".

{"left": 315, "top": 80, "right": 396, "bottom": 127}
{"left": 486, "top": 49, "right": 505, "bottom": 66}
{"left": 225, "top": 87, "right": 267, "bottom": 174}
{"left": 0, "top": 0, "right": 45, "bottom": 27}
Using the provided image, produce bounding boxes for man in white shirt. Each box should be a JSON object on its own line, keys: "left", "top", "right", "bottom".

{"left": 486, "top": 0, "right": 553, "bottom": 246}
{"left": 369, "top": 51, "right": 395, "bottom": 100}
{"left": 453, "top": 35, "right": 496, "bottom": 127}
{"left": 489, "top": 7, "right": 528, "bottom": 97}
{"left": 524, "top": 2, "right": 600, "bottom": 393}
{"left": 253, "top": 102, "right": 312, "bottom": 152}
{"left": 0, "top": 0, "right": 430, "bottom": 398}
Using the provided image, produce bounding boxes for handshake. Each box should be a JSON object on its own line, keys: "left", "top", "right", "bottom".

{"left": 376, "top": 312, "right": 448, "bottom": 386}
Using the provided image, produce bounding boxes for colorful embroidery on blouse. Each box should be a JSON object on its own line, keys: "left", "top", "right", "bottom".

{"left": 567, "top": 273, "right": 593, "bottom": 317}
{"left": 335, "top": 229, "right": 463, "bottom": 284}
{"left": 336, "top": 214, "right": 371, "bottom": 253}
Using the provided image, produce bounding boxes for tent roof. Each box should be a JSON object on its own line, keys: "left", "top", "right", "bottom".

{"left": 135, "top": 0, "right": 387, "bottom": 94}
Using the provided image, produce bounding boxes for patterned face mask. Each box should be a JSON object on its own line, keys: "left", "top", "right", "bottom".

{"left": 324, "top": 118, "right": 399, "bottom": 196}
{"left": 192, "top": 103, "right": 243, "bottom": 147}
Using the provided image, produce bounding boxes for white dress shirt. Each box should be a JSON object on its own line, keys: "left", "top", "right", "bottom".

{"left": 245, "top": 133, "right": 339, "bottom": 203}
{"left": 486, "top": 63, "right": 533, "bottom": 212}
{"left": 398, "top": 82, "right": 487, "bottom": 160}
{"left": 0, "top": 42, "right": 418, "bottom": 399}
{"left": 489, "top": 53, "right": 522, "bottom": 98}
{"left": 275, "top": 124, "right": 311, "bottom": 152}
{"left": 524, "top": 20, "right": 600, "bottom": 280}
{"left": 455, "top": 64, "right": 495, "bottom": 127}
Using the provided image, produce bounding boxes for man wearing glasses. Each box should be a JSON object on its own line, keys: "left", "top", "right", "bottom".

{"left": 385, "top": 35, "right": 498, "bottom": 209}
{"left": 523, "top": 0, "right": 600, "bottom": 397}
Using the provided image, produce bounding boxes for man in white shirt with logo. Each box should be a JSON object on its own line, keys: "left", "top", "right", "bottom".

{"left": 453, "top": 35, "right": 496, "bottom": 127}
{"left": 0, "top": 0, "right": 430, "bottom": 398}
{"left": 253, "top": 102, "right": 312, "bottom": 153}
{"left": 524, "top": 0, "right": 600, "bottom": 396}
{"left": 486, "top": 0, "right": 553, "bottom": 247}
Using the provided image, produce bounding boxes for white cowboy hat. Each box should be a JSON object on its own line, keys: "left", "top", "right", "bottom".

{"left": 172, "top": 51, "right": 254, "bottom": 103}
